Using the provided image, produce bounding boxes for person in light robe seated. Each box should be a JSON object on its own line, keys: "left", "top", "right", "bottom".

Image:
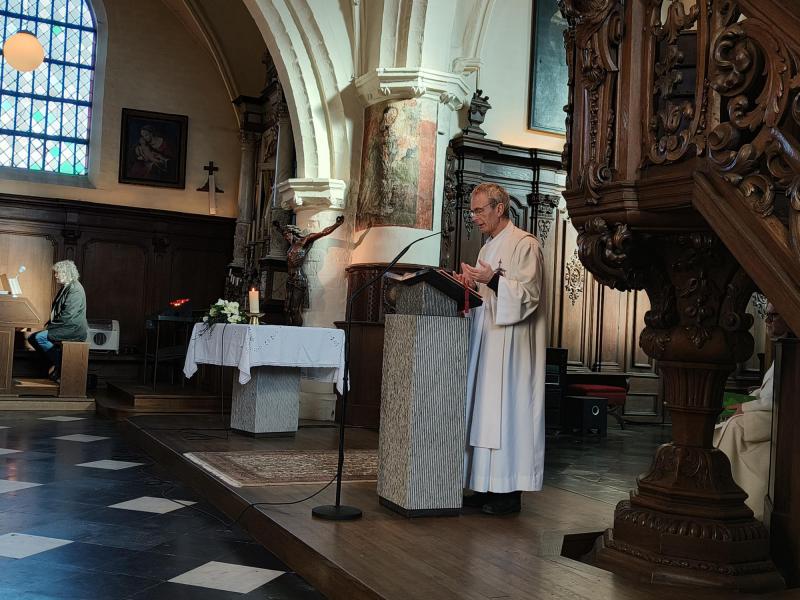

{"left": 713, "top": 303, "right": 791, "bottom": 522}
{"left": 456, "top": 183, "right": 547, "bottom": 516}
{"left": 27, "top": 260, "right": 88, "bottom": 382}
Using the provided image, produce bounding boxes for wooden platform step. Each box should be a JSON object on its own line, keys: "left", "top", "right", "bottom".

{"left": 0, "top": 397, "right": 94, "bottom": 410}
{"left": 13, "top": 378, "right": 60, "bottom": 396}
{"left": 97, "top": 382, "right": 228, "bottom": 420}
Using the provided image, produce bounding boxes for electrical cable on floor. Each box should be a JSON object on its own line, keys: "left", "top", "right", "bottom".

{"left": 143, "top": 474, "right": 233, "bottom": 530}
{"left": 231, "top": 474, "right": 338, "bottom": 526}
{"left": 142, "top": 461, "right": 341, "bottom": 529}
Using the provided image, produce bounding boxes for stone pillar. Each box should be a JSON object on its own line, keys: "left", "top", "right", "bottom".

{"left": 230, "top": 130, "right": 261, "bottom": 269}
{"left": 351, "top": 68, "right": 471, "bottom": 266}
{"left": 578, "top": 221, "right": 783, "bottom": 591}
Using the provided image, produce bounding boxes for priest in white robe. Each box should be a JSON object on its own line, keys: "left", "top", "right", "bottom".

{"left": 713, "top": 303, "right": 790, "bottom": 521}
{"left": 457, "top": 183, "right": 547, "bottom": 515}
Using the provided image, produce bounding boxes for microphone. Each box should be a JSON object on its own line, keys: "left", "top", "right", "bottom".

{"left": 312, "top": 225, "right": 452, "bottom": 521}
{"left": 384, "top": 227, "right": 449, "bottom": 273}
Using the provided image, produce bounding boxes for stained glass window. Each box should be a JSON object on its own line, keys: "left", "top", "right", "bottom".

{"left": 0, "top": 0, "right": 95, "bottom": 175}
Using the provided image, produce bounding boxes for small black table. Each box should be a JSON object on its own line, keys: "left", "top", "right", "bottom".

{"left": 142, "top": 314, "right": 195, "bottom": 389}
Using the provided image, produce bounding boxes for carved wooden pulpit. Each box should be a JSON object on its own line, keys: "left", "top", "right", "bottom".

{"left": 561, "top": 0, "right": 800, "bottom": 591}
{"left": 0, "top": 295, "right": 40, "bottom": 395}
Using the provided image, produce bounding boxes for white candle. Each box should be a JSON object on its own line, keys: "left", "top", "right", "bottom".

{"left": 248, "top": 288, "right": 259, "bottom": 314}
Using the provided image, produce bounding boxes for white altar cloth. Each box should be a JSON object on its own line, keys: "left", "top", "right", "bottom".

{"left": 183, "top": 323, "right": 346, "bottom": 393}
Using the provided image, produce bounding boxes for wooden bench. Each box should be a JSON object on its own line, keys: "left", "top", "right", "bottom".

{"left": 58, "top": 341, "right": 89, "bottom": 398}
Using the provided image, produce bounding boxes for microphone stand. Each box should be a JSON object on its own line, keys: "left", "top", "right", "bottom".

{"left": 312, "top": 228, "right": 445, "bottom": 520}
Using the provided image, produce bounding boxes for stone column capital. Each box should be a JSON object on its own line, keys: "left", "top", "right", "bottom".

{"left": 355, "top": 67, "right": 472, "bottom": 111}
{"left": 239, "top": 129, "right": 261, "bottom": 147}
{"left": 278, "top": 178, "right": 347, "bottom": 212}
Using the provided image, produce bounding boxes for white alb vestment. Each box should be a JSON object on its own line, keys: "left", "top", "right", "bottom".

{"left": 713, "top": 363, "right": 774, "bottom": 521}
{"left": 464, "top": 222, "right": 547, "bottom": 493}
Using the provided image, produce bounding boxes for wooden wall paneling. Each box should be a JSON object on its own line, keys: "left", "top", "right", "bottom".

{"left": 547, "top": 205, "right": 567, "bottom": 347}
{"left": 630, "top": 291, "right": 653, "bottom": 370}
{"left": 537, "top": 197, "right": 558, "bottom": 345}
{"left": 622, "top": 289, "right": 662, "bottom": 420}
{"left": 768, "top": 338, "right": 800, "bottom": 585}
{"left": 0, "top": 327, "right": 13, "bottom": 393}
{"left": 81, "top": 239, "right": 149, "bottom": 351}
{"left": 598, "top": 285, "right": 626, "bottom": 371}
{"left": 0, "top": 195, "right": 235, "bottom": 367}
{"left": 335, "top": 322, "right": 385, "bottom": 428}
{"left": 556, "top": 215, "right": 592, "bottom": 370}
{"left": 169, "top": 247, "right": 230, "bottom": 313}
{"left": 0, "top": 231, "right": 57, "bottom": 328}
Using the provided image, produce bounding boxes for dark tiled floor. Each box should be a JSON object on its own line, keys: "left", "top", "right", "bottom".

{"left": 0, "top": 411, "right": 326, "bottom": 599}
{"left": 544, "top": 422, "right": 672, "bottom": 505}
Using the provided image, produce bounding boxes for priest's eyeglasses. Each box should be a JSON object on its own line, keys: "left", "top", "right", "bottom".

{"left": 468, "top": 201, "right": 498, "bottom": 218}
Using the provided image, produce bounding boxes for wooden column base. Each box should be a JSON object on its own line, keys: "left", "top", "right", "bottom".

{"left": 590, "top": 437, "right": 785, "bottom": 591}
{"left": 593, "top": 523, "right": 783, "bottom": 592}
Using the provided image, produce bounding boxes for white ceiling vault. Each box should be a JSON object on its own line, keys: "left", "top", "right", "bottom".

{"left": 160, "top": 0, "right": 270, "bottom": 120}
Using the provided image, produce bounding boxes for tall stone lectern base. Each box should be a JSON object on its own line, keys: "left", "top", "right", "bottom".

{"left": 378, "top": 314, "right": 469, "bottom": 516}
{"left": 231, "top": 366, "right": 299, "bottom": 437}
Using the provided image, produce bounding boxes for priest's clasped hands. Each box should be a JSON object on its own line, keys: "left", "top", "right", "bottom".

{"left": 456, "top": 260, "right": 495, "bottom": 289}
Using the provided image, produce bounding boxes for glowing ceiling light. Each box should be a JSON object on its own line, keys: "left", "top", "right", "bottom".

{"left": 3, "top": 31, "right": 45, "bottom": 72}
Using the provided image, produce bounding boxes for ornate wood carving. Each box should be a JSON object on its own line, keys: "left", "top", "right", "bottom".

{"left": 640, "top": 0, "right": 729, "bottom": 165}
{"left": 577, "top": 220, "right": 781, "bottom": 589}
{"left": 560, "top": 0, "right": 622, "bottom": 204}
{"left": 439, "top": 148, "right": 458, "bottom": 270}
{"left": 562, "top": 0, "right": 800, "bottom": 582}
{"left": 708, "top": 16, "right": 800, "bottom": 243}
{"left": 752, "top": 291, "right": 768, "bottom": 319}
{"left": 564, "top": 249, "right": 585, "bottom": 305}
{"left": 562, "top": 24, "right": 576, "bottom": 181}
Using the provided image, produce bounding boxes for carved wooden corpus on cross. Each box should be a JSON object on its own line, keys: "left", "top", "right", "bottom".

{"left": 560, "top": 0, "right": 795, "bottom": 591}
{"left": 197, "top": 161, "right": 224, "bottom": 215}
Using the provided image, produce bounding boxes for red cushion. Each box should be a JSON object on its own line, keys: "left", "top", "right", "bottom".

{"left": 567, "top": 384, "right": 626, "bottom": 406}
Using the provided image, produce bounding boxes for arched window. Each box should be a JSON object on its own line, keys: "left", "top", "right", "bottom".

{"left": 0, "top": 0, "right": 96, "bottom": 175}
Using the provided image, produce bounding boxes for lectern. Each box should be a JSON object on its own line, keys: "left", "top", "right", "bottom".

{"left": 377, "top": 269, "right": 481, "bottom": 516}
{"left": 0, "top": 295, "right": 40, "bottom": 395}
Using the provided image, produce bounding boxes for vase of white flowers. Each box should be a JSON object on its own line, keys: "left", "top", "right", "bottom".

{"left": 201, "top": 298, "right": 245, "bottom": 331}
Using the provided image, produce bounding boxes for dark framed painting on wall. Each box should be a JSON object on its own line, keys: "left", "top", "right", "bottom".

{"left": 119, "top": 108, "right": 188, "bottom": 188}
{"left": 528, "top": 2, "right": 569, "bottom": 134}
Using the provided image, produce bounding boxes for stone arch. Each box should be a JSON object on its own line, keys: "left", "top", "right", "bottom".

{"left": 243, "top": 0, "right": 352, "bottom": 184}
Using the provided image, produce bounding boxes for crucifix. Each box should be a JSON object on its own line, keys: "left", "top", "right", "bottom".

{"left": 197, "top": 161, "right": 224, "bottom": 215}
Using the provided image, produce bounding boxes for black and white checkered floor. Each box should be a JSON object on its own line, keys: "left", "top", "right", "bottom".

{"left": 0, "top": 411, "right": 324, "bottom": 599}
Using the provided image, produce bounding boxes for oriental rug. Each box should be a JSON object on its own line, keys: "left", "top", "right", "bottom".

{"left": 183, "top": 449, "right": 378, "bottom": 488}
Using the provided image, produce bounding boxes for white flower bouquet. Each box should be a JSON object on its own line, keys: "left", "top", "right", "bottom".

{"left": 201, "top": 298, "right": 245, "bottom": 329}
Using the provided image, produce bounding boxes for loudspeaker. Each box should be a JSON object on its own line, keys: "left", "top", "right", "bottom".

{"left": 565, "top": 395, "right": 607, "bottom": 437}
{"left": 86, "top": 320, "right": 120, "bottom": 353}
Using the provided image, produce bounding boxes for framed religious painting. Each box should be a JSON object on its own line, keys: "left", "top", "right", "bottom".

{"left": 119, "top": 108, "right": 188, "bottom": 188}
{"left": 528, "top": 2, "right": 569, "bottom": 134}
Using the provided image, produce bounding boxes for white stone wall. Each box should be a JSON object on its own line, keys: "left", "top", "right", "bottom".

{"left": 0, "top": 0, "right": 241, "bottom": 217}
{"left": 476, "top": 0, "right": 565, "bottom": 152}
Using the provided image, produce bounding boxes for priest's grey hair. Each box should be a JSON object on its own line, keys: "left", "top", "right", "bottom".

{"left": 53, "top": 260, "right": 80, "bottom": 284}
{"left": 471, "top": 182, "right": 511, "bottom": 218}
